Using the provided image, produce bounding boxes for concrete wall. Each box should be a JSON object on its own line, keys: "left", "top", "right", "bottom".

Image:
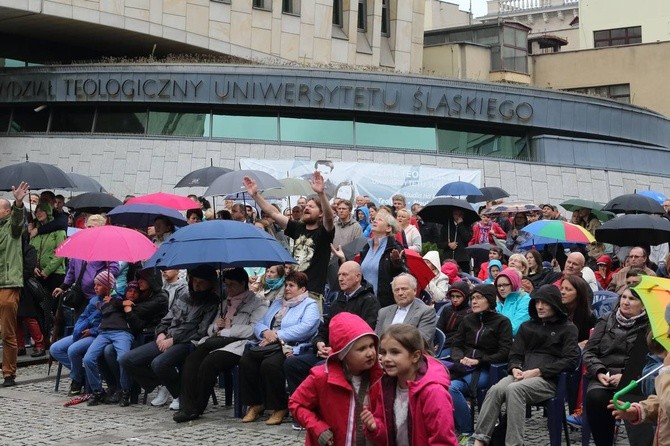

{"left": 3, "top": 136, "right": 667, "bottom": 210}
{"left": 579, "top": 0, "right": 670, "bottom": 49}
{"left": 531, "top": 41, "right": 670, "bottom": 117}
{"left": 424, "top": 0, "right": 472, "bottom": 30}
{"left": 0, "top": 0, "right": 424, "bottom": 73}
{"left": 423, "top": 43, "right": 491, "bottom": 80}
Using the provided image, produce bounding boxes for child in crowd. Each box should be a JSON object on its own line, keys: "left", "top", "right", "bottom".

{"left": 289, "top": 312, "right": 382, "bottom": 446}
{"left": 483, "top": 259, "right": 502, "bottom": 284}
{"left": 362, "top": 324, "right": 458, "bottom": 445}
{"left": 609, "top": 303, "right": 670, "bottom": 445}
{"left": 83, "top": 280, "right": 143, "bottom": 406}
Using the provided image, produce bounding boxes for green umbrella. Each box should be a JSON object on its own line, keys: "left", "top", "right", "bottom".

{"left": 560, "top": 198, "right": 614, "bottom": 222}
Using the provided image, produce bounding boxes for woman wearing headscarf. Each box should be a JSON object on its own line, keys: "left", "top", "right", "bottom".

{"left": 494, "top": 269, "right": 531, "bottom": 336}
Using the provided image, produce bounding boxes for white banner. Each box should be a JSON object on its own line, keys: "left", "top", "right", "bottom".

{"left": 240, "top": 158, "right": 481, "bottom": 206}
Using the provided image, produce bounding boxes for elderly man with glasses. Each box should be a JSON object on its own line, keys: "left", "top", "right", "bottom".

{"left": 608, "top": 247, "right": 657, "bottom": 295}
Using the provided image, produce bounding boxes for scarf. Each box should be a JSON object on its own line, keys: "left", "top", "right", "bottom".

{"left": 273, "top": 291, "right": 309, "bottom": 329}
{"left": 223, "top": 291, "right": 250, "bottom": 329}
{"left": 477, "top": 222, "right": 492, "bottom": 244}
{"left": 615, "top": 307, "right": 647, "bottom": 328}
{"left": 265, "top": 276, "right": 285, "bottom": 291}
{"left": 348, "top": 371, "right": 371, "bottom": 446}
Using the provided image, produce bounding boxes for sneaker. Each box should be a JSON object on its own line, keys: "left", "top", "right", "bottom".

{"left": 87, "top": 391, "right": 106, "bottom": 406}
{"left": 292, "top": 422, "right": 305, "bottom": 431}
{"left": 458, "top": 434, "right": 473, "bottom": 446}
{"left": 2, "top": 375, "right": 16, "bottom": 387}
{"left": 566, "top": 414, "right": 582, "bottom": 428}
{"left": 169, "top": 397, "right": 180, "bottom": 410}
{"left": 119, "top": 391, "right": 131, "bottom": 407}
{"left": 68, "top": 381, "right": 83, "bottom": 396}
{"left": 30, "top": 348, "right": 46, "bottom": 358}
{"left": 150, "top": 386, "right": 170, "bottom": 406}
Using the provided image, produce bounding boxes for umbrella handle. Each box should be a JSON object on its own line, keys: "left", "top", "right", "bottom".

{"left": 612, "top": 380, "right": 637, "bottom": 410}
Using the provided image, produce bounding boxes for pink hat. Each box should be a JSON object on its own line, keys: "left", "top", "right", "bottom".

{"left": 94, "top": 271, "right": 116, "bottom": 290}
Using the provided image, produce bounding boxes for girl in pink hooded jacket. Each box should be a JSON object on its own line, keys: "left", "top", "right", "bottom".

{"left": 362, "top": 324, "right": 458, "bottom": 445}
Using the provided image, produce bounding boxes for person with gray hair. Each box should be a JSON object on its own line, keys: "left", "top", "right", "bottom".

{"left": 374, "top": 273, "right": 436, "bottom": 343}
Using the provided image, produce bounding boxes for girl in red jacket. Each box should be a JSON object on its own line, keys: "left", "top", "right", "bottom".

{"left": 289, "top": 312, "right": 383, "bottom": 446}
{"left": 362, "top": 324, "right": 458, "bottom": 446}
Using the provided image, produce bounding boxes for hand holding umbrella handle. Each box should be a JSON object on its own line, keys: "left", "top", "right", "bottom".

{"left": 612, "top": 380, "right": 637, "bottom": 410}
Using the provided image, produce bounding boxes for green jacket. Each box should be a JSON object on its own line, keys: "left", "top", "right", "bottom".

{"left": 30, "top": 229, "right": 66, "bottom": 277}
{"left": 0, "top": 205, "right": 25, "bottom": 288}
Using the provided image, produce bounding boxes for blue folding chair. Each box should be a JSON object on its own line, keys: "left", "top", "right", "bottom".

{"left": 433, "top": 328, "right": 446, "bottom": 358}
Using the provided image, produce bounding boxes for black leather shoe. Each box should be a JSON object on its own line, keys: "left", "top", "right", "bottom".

{"left": 87, "top": 391, "right": 106, "bottom": 406}
{"left": 119, "top": 391, "right": 131, "bottom": 407}
{"left": 173, "top": 411, "right": 199, "bottom": 423}
{"left": 30, "top": 349, "right": 46, "bottom": 358}
{"left": 17, "top": 349, "right": 26, "bottom": 357}
{"left": 3, "top": 376, "right": 16, "bottom": 387}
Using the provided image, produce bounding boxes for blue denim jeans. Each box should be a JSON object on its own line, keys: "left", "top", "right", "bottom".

{"left": 450, "top": 369, "right": 490, "bottom": 434}
{"left": 49, "top": 335, "right": 94, "bottom": 384}
{"left": 83, "top": 330, "right": 134, "bottom": 392}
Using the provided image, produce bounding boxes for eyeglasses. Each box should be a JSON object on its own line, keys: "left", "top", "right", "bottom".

{"left": 496, "top": 283, "right": 512, "bottom": 289}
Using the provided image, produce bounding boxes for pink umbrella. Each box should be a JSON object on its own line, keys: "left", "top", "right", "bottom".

{"left": 55, "top": 225, "right": 157, "bottom": 263}
{"left": 125, "top": 192, "right": 199, "bottom": 210}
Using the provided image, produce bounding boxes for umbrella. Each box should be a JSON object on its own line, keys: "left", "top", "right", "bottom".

{"left": 520, "top": 220, "right": 595, "bottom": 244}
{"left": 126, "top": 192, "right": 199, "bottom": 211}
{"left": 632, "top": 275, "right": 670, "bottom": 351}
{"left": 62, "top": 173, "right": 107, "bottom": 193}
{"left": 0, "top": 157, "right": 75, "bottom": 191}
{"left": 204, "top": 170, "right": 282, "bottom": 197}
{"left": 435, "top": 181, "right": 482, "bottom": 197}
{"left": 467, "top": 186, "right": 509, "bottom": 203}
{"left": 465, "top": 243, "right": 513, "bottom": 258}
{"left": 64, "top": 192, "right": 122, "bottom": 213}
{"left": 418, "top": 196, "right": 480, "bottom": 226}
{"left": 107, "top": 203, "right": 187, "bottom": 229}
{"left": 403, "top": 249, "right": 436, "bottom": 291}
{"left": 519, "top": 235, "right": 587, "bottom": 250}
{"left": 144, "top": 220, "right": 295, "bottom": 270}
{"left": 602, "top": 194, "right": 665, "bottom": 215}
{"left": 262, "top": 178, "right": 314, "bottom": 199}
{"left": 174, "top": 162, "right": 232, "bottom": 188}
{"left": 637, "top": 190, "right": 668, "bottom": 205}
{"left": 594, "top": 214, "right": 670, "bottom": 246}
{"left": 484, "top": 203, "right": 542, "bottom": 215}
{"left": 339, "top": 236, "right": 371, "bottom": 260}
{"left": 55, "top": 225, "right": 157, "bottom": 263}
{"left": 560, "top": 198, "right": 613, "bottom": 222}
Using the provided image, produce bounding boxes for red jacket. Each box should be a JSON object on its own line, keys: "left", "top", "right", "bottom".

{"left": 289, "top": 313, "right": 383, "bottom": 446}
{"left": 594, "top": 255, "right": 613, "bottom": 290}
{"left": 477, "top": 261, "right": 508, "bottom": 281}
{"left": 365, "top": 355, "right": 458, "bottom": 446}
{"left": 468, "top": 222, "right": 506, "bottom": 246}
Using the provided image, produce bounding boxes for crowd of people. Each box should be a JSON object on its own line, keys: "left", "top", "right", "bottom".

{"left": 0, "top": 175, "right": 669, "bottom": 446}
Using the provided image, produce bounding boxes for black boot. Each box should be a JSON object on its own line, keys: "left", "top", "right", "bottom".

{"left": 173, "top": 410, "right": 199, "bottom": 423}
{"left": 119, "top": 390, "right": 131, "bottom": 407}
{"left": 87, "top": 390, "right": 106, "bottom": 406}
{"left": 104, "top": 389, "right": 120, "bottom": 404}
{"left": 68, "top": 381, "right": 83, "bottom": 396}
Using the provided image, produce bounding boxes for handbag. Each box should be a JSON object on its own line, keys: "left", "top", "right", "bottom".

{"left": 62, "top": 262, "right": 88, "bottom": 308}
{"left": 247, "top": 342, "right": 282, "bottom": 359}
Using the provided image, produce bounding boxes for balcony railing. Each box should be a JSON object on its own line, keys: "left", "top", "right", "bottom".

{"left": 492, "top": 0, "right": 578, "bottom": 14}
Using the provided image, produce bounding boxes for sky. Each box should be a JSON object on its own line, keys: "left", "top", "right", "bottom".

{"left": 451, "top": 0, "right": 489, "bottom": 18}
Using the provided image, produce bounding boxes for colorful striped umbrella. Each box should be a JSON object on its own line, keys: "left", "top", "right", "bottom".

{"left": 520, "top": 220, "right": 595, "bottom": 244}
{"left": 631, "top": 275, "right": 670, "bottom": 351}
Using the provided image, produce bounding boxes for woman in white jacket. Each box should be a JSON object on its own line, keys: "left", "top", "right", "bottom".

{"left": 423, "top": 250, "right": 450, "bottom": 303}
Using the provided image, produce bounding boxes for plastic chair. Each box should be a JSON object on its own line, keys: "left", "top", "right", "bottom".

{"left": 433, "top": 328, "right": 446, "bottom": 358}
{"left": 592, "top": 296, "right": 618, "bottom": 319}
{"left": 216, "top": 366, "right": 243, "bottom": 417}
{"left": 592, "top": 290, "right": 618, "bottom": 305}
{"left": 459, "top": 273, "right": 483, "bottom": 284}
{"left": 52, "top": 306, "right": 77, "bottom": 392}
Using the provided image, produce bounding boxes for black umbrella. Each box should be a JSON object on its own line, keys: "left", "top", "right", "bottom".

{"left": 602, "top": 194, "right": 665, "bottom": 215}
{"left": 595, "top": 214, "right": 670, "bottom": 246}
{"left": 418, "top": 196, "right": 480, "bottom": 226}
{"left": 204, "top": 170, "right": 282, "bottom": 197}
{"left": 0, "top": 156, "right": 75, "bottom": 191}
{"left": 64, "top": 192, "right": 122, "bottom": 213}
{"left": 465, "top": 242, "right": 513, "bottom": 258}
{"left": 174, "top": 160, "right": 232, "bottom": 188}
{"left": 467, "top": 186, "right": 509, "bottom": 203}
{"left": 63, "top": 173, "right": 107, "bottom": 193}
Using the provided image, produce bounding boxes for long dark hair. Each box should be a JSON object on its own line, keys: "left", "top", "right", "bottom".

{"left": 562, "top": 275, "right": 593, "bottom": 340}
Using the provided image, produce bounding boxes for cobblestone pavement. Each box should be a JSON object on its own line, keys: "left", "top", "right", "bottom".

{"left": 2, "top": 364, "right": 630, "bottom": 446}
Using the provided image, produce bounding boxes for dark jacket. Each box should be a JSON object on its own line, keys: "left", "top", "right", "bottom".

{"left": 450, "top": 310, "right": 513, "bottom": 367}
{"left": 358, "top": 236, "right": 407, "bottom": 308}
{"left": 18, "top": 239, "right": 40, "bottom": 318}
{"left": 582, "top": 310, "right": 649, "bottom": 378}
{"left": 155, "top": 290, "right": 219, "bottom": 343}
{"left": 126, "top": 289, "right": 169, "bottom": 334}
{"left": 36, "top": 209, "right": 68, "bottom": 235}
{"left": 507, "top": 285, "right": 580, "bottom": 381}
{"left": 438, "top": 219, "right": 472, "bottom": 263}
{"left": 98, "top": 297, "right": 131, "bottom": 332}
{"left": 436, "top": 281, "right": 472, "bottom": 347}
{"left": 313, "top": 280, "right": 380, "bottom": 349}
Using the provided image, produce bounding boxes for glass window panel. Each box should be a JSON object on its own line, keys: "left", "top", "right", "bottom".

{"left": 594, "top": 30, "right": 609, "bottom": 40}
{"left": 280, "top": 117, "right": 353, "bottom": 145}
{"left": 628, "top": 26, "right": 642, "bottom": 37}
{"left": 0, "top": 108, "right": 10, "bottom": 133}
{"left": 212, "top": 114, "right": 278, "bottom": 140}
{"left": 490, "top": 46, "right": 501, "bottom": 70}
{"left": 630, "top": 36, "right": 641, "bottom": 44}
{"left": 424, "top": 34, "right": 445, "bottom": 45}
{"left": 437, "top": 129, "right": 529, "bottom": 160}
{"left": 611, "top": 28, "right": 626, "bottom": 38}
{"left": 502, "top": 46, "right": 515, "bottom": 70}
{"left": 475, "top": 27, "right": 499, "bottom": 45}
{"left": 356, "top": 121, "right": 435, "bottom": 150}
{"left": 94, "top": 107, "right": 147, "bottom": 134}
{"left": 50, "top": 107, "right": 95, "bottom": 133}
{"left": 147, "top": 110, "right": 209, "bottom": 137}
{"left": 503, "top": 27, "right": 515, "bottom": 45}
{"left": 515, "top": 29, "right": 527, "bottom": 47}
{"left": 448, "top": 31, "right": 471, "bottom": 42}
{"left": 9, "top": 107, "right": 49, "bottom": 133}
{"left": 594, "top": 41, "right": 608, "bottom": 48}
{"left": 610, "top": 84, "right": 630, "bottom": 95}
{"left": 611, "top": 38, "right": 626, "bottom": 46}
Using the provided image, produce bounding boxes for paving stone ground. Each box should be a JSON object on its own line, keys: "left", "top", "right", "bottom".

{"left": 1, "top": 363, "right": 630, "bottom": 446}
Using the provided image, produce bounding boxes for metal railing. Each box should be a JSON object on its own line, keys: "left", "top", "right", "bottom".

{"left": 495, "top": 0, "right": 577, "bottom": 13}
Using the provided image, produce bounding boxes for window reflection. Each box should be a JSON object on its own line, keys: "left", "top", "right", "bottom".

{"left": 95, "top": 107, "right": 147, "bottom": 134}
{"left": 148, "top": 110, "right": 209, "bottom": 137}
{"left": 437, "top": 128, "right": 529, "bottom": 160}
{"left": 280, "top": 117, "right": 353, "bottom": 145}
{"left": 10, "top": 107, "right": 49, "bottom": 133}
{"left": 0, "top": 108, "right": 10, "bottom": 133}
{"left": 51, "top": 107, "right": 95, "bottom": 133}
{"left": 212, "top": 113, "right": 278, "bottom": 140}
{"left": 356, "top": 121, "right": 435, "bottom": 150}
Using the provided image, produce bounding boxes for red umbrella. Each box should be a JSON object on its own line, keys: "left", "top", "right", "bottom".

{"left": 55, "top": 225, "right": 157, "bottom": 263}
{"left": 126, "top": 192, "right": 199, "bottom": 210}
{"left": 403, "top": 249, "right": 436, "bottom": 292}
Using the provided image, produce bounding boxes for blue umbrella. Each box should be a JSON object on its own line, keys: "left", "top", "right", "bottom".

{"left": 144, "top": 220, "right": 295, "bottom": 270}
{"left": 637, "top": 190, "right": 668, "bottom": 205}
{"left": 435, "top": 181, "right": 482, "bottom": 197}
{"left": 107, "top": 203, "right": 187, "bottom": 229}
